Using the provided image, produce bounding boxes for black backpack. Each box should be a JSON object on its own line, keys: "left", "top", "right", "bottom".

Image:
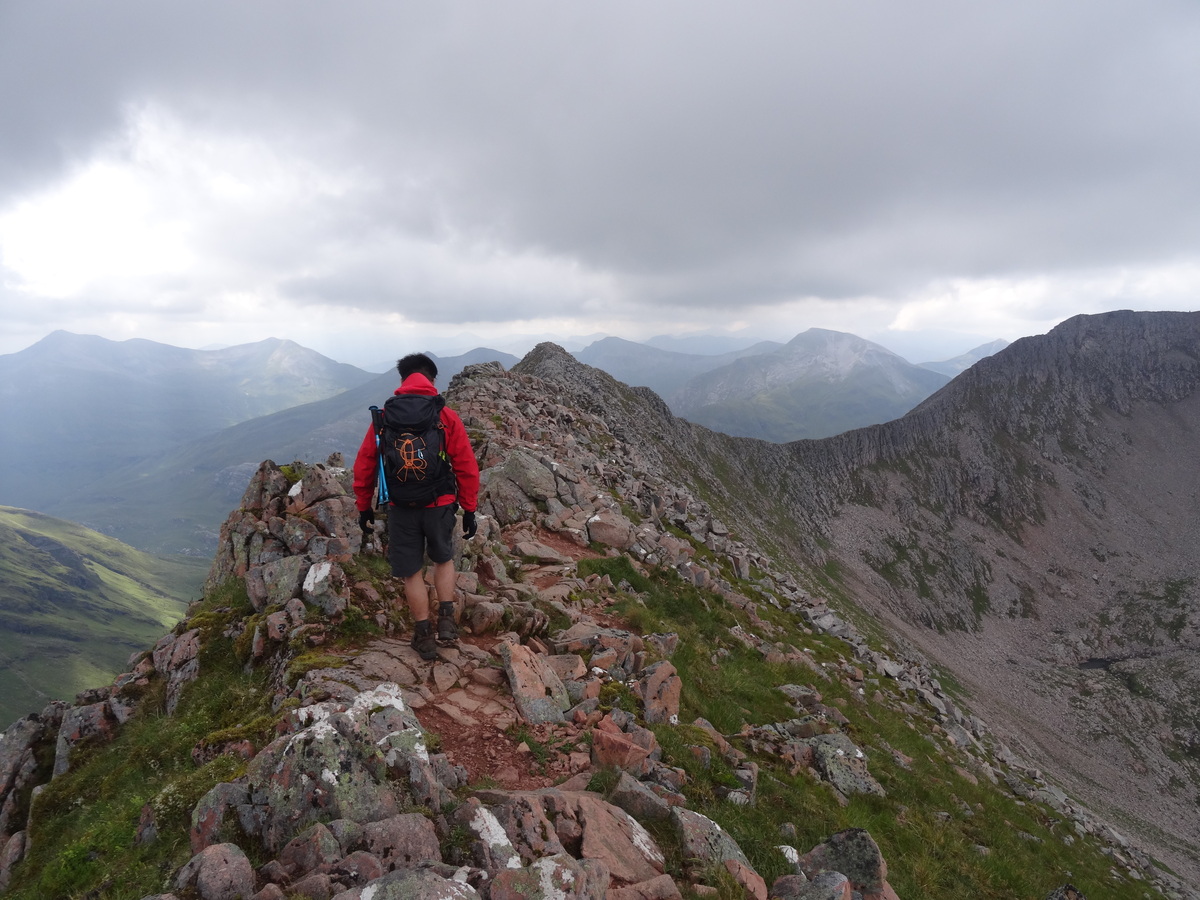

{"left": 370, "top": 394, "right": 456, "bottom": 508}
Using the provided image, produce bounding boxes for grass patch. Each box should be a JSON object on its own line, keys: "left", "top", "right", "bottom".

{"left": 584, "top": 561, "right": 1166, "bottom": 900}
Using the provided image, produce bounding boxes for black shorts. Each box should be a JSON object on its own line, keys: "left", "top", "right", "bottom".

{"left": 387, "top": 503, "right": 457, "bottom": 578}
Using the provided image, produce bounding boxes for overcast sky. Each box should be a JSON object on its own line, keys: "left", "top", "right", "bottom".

{"left": 2, "top": 2, "right": 1199, "bottom": 367}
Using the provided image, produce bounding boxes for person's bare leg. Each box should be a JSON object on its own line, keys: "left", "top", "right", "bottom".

{"left": 404, "top": 571, "right": 430, "bottom": 624}
{"left": 433, "top": 560, "right": 458, "bottom": 640}
{"left": 432, "top": 560, "right": 456, "bottom": 611}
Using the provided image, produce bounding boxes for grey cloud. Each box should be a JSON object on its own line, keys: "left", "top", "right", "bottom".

{"left": 2, "top": 1, "right": 1200, "bottom": 321}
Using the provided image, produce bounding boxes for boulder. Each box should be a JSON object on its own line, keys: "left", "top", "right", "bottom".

{"left": 151, "top": 628, "right": 202, "bottom": 715}
{"left": 302, "top": 560, "right": 349, "bottom": 618}
{"left": 804, "top": 735, "right": 886, "bottom": 798}
{"left": 608, "top": 874, "right": 683, "bottom": 900}
{"left": 497, "top": 641, "right": 570, "bottom": 724}
{"left": 636, "top": 662, "right": 681, "bottom": 725}
{"left": 53, "top": 701, "right": 117, "bottom": 777}
{"left": 239, "top": 461, "right": 291, "bottom": 515}
{"left": 245, "top": 556, "right": 308, "bottom": 612}
{"left": 797, "top": 829, "right": 890, "bottom": 898}
{"left": 725, "top": 858, "right": 768, "bottom": 900}
{"left": 490, "top": 852, "right": 607, "bottom": 900}
{"left": 781, "top": 872, "right": 852, "bottom": 899}
{"left": 591, "top": 728, "right": 653, "bottom": 772}
{"left": 278, "top": 823, "right": 342, "bottom": 878}
{"left": 511, "top": 540, "right": 573, "bottom": 565}
{"left": 359, "top": 813, "right": 442, "bottom": 870}
{"left": 482, "top": 474, "right": 541, "bottom": 526}
{"left": 239, "top": 695, "right": 412, "bottom": 851}
{"left": 329, "top": 850, "right": 385, "bottom": 887}
{"left": 0, "top": 832, "right": 26, "bottom": 893}
{"left": 293, "top": 465, "right": 348, "bottom": 509}
{"left": 175, "top": 843, "right": 256, "bottom": 900}
{"left": 670, "top": 807, "right": 751, "bottom": 877}
{"left": 586, "top": 510, "right": 636, "bottom": 550}
{"left": 478, "top": 789, "right": 666, "bottom": 886}
{"left": 0, "top": 706, "right": 63, "bottom": 835}
{"left": 553, "top": 624, "right": 643, "bottom": 672}
{"left": 273, "top": 515, "right": 318, "bottom": 554}
{"left": 467, "top": 600, "right": 508, "bottom": 635}
{"left": 305, "top": 497, "right": 360, "bottom": 544}
{"left": 607, "top": 772, "right": 673, "bottom": 822}
{"left": 497, "top": 450, "right": 560, "bottom": 502}
{"left": 330, "top": 869, "right": 482, "bottom": 899}
{"left": 191, "top": 782, "right": 252, "bottom": 854}
{"left": 448, "top": 797, "right": 523, "bottom": 875}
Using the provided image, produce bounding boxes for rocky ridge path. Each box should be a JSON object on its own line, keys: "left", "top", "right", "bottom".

{"left": 0, "top": 359, "right": 1191, "bottom": 899}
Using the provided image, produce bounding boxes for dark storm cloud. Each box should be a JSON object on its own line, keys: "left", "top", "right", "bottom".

{"left": 2, "top": 1, "right": 1200, "bottom": 325}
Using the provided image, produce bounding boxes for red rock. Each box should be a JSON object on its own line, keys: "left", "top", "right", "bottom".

{"left": 608, "top": 873, "right": 683, "bottom": 900}
{"left": 591, "top": 729, "right": 651, "bottom": 771}
{"left": 724, "top": 859, "right": 767, "bottom": 900}
{"left": 637, "top": 662, "right": 681, "bottom": 725}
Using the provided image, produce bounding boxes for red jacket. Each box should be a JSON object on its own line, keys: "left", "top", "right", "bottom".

{"left": 353, "top": 373, "right": 480, "bottom": 513}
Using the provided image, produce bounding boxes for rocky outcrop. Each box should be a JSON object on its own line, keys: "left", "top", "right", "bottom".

{"left": 206, "top": 459, "right": 358, "bottom": 600}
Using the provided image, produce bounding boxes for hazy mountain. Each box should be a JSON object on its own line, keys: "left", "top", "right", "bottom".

{"left": 433, "top": 347, "right": 520, "bottom": 377}
{"left": 366, "top": 346, "right": 520, "bottom": 376}
{"left": 40, "top": 347, "right": 517, "bottom": 562}
{"left": 672, "top": 328, "right": 950, "bottom": 441}
{"left": 0, "top": 331, "right": 376, "bottom": 513}
{"left": 573, "top": 336, "right": 781, "bottom": 401}
{"left": 0, "top": 506, "right": 200, "bottom": 727}
{"left": 918, "top": 338, "right": 1010, "bottom": 376}
{"left": 643, "top": 333, "right": 773, "bottom": 355}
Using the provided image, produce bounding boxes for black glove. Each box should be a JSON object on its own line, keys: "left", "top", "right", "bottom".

{"left": 358, "top": 508, "right": 375, "bottom": 532}
{"left": 462, "top": 510, "right": 477, "bottom": 539}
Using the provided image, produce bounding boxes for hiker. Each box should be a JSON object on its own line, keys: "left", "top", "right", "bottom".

{"left": 352, "top": 352, "right": 480, "bottom": 661}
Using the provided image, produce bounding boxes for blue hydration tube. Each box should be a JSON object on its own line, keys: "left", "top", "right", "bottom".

{"left": 369, "top": 406, "right": 390, "bottom": 506}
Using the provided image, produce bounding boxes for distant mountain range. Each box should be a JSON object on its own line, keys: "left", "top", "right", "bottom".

{"left": 573, "top": 336, "right": 783, "bottom": 402}
{"left": 0, "top": 328, "right": 998, "bottom": 567}
{"left": 0, "top": 331, "right": 376, "bottom": 513}
{"left": 573, "top": 329, "right": 1006, "bottom": 442}
{"left": 918, "top": 338, "right": 1010, "bottom": 376}
{"left": 0, "top": 333, "right": 516, "bottom": 563}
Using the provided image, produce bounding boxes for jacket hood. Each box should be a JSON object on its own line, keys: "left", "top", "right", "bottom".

{"left": 397, "top": 373, "right": 438, "bottom": 396}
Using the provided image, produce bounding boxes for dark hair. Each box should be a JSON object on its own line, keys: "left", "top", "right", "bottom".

{"left": 397, "top": 353, "right": 438, "bottom": 382}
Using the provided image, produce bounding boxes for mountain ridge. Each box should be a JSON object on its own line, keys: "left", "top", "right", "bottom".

{"left": 512, "top": 310, "right": 1200, "bottom": 883}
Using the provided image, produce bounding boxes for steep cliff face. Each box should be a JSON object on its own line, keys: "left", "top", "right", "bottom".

{"left": 516, "top": 311, "right": 1200, "bottom": 884}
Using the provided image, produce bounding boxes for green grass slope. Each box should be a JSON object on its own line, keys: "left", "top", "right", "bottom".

{"left": 0, "top": 507, "right": 202, "bottom": 728}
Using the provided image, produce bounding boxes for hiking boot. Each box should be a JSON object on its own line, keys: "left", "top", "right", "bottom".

{"left": 410, "top": 622, "right": 437, "bottom": 661}
{"left": 436, "top": 601, "right": 458, "bottom": 643}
